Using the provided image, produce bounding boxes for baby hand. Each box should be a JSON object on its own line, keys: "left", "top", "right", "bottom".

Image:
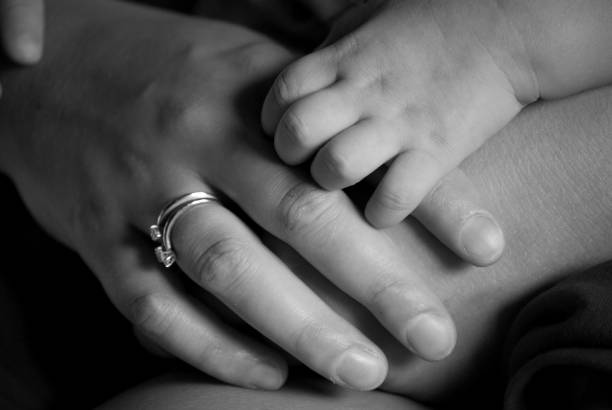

{"left": 262, "top": 0, "right": 536, "bottom": 235}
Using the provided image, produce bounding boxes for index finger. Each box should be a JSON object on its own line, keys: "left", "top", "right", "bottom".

{"left": 0, "top": 0, "right": 44, "bottom": 64}
{"left": 216, "top": 140, "right": 457, "bottom": 361}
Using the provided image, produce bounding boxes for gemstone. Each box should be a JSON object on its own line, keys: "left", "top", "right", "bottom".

{"left": 155, "top": 246, "right": 175, "bottom": 268}
{"left": 149, "top": 225, "right": 162, "bottom": 241}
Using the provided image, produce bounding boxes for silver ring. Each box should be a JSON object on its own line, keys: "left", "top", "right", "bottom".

{"left": 149, "top": 192, "right": 218, "bottom": 267}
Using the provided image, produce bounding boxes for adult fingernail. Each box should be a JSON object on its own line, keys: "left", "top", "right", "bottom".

{"left": 14, "top": 36, "right": 42, "bottom": 64}
{"left": 332, "top": 346, "right": 386, "bottom": 390}
{"left": 247, "top": 361, "right": 285, "bottom": 390}
{"left": 404, "top": 313, "right": 456, "bottom": 361}
{"left": 460, "top": 213, "right": 505, "bottom": 265}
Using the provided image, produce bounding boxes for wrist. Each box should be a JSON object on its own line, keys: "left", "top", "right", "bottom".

{"left": 431, "top": 0, "right": 540, "bottom": 105}
{"left": 498, "top": 0, "right": 612, "bottom": 99}
{"left": 482, "top": 0, "right": 540, "bottom": 105}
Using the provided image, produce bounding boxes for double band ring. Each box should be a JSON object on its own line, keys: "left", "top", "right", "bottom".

{"left": 150, "top": 191, "right": 218, "bottom": 267}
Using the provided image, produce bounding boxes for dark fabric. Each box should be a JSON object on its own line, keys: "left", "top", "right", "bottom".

{"left": 192, "top": 0, "right": 354, "bottom": 50}
{"left": 504, "top": 261, "right": 612, "bottom": 410}
{"left": 126, "top": 0, "right": 198, "bottom": 13}
{"left": 0, "top": 175, "right": 171, "bottom": 409}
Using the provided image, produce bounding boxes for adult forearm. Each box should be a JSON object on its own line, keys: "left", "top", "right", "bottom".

{"left": 409, "top": 85, "right": 612, "bottom": 397}
{"left": 400, "top": 85, "right": 612, "bottom": 399}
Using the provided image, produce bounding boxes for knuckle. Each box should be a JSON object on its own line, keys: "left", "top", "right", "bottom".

{"left": 368, "top": 278, "right": 403, "bottom": 309}
{"left": 69, "top": 186, "right": 122, "bottom": 245}
{"left": 190, "top": 238, "right": 253, "bottom": 294}
{"left": 153, "top": 94, "right": 204, "bottom": 138}
{"left": 320, "top": 146, "right": 355, "bottom": 183}
{"left": 375, "top": 188, "right": 418, "bottom": 213}
{"left": 279, "top": 109, "right": 310, "bottom": 150}
{"left": 277, "top": 183, "right": 342, "bottom": 238}
{"left": 291, "top": 320, "right": 327, "bottom": 359}
{"left": 274, "top": 66, "right": 301, "bottom": 104}
{"left": 137, "top": 75, "right": 209, "bottom": 145}
{"left": 194, "top": 341, "right": 226, "bottom": 371}
{"left": 331, "top": 35, "right": 361, "bottom": 60}
{"left": 129, "top": 293, "right": 179, "bottom": 338}
{"left": 367, "top": 278, "right": 429, "bottom": 318}
{"left": 233, "top": 41, "right": 293, "bottom": 73}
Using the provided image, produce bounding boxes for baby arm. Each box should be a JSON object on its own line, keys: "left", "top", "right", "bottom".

{"left": 502, "top": 0, "right": 612, "bottom": 98}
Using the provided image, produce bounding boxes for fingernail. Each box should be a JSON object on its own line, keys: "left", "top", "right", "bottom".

{"left": 460, "top": 214, "right": 505, "bottom": 265}
{"left": 15, "top": 36, "right": 42, "bottom": 64}
{"left": 247, "top": 361, "right": 285, "bottom": 390}
{"left": 332, "top": 346, "right": 386, "bottom": 390}
{"left": 404, "top": 313, "right": 456, "bottom": 361}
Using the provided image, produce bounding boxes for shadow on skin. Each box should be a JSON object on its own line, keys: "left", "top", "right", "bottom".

{"left": 98, "top": 371, "right": 429, "bottom": 410}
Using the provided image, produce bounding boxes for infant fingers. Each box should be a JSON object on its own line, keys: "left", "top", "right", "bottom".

{"left": 311, "top": 119, "right": 398, "bottom": 190}
{"left": 365, "top": 149, "right": 446, "bottom": 228}
{"left": 274, "top": 86, "right": 358, "bottom": 165}
{"left": 366, "top": 153, "right": 505, "bottom": 265}
{"left": 0, "top": 0, "right": 44, "bottom": 64}
{"left": 261, "top": 50, "right": 338, "bottom": 136}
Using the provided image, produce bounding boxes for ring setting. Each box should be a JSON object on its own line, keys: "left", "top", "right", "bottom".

{"left": 150, "top": 191, "right": 217, "bottom": 268}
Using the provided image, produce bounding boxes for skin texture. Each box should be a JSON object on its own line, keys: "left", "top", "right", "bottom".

{"left": 261, "top": 0, "right": 612, "bottom": 236}
{"left": 264, "top": 85, "right": 612, "bottom": 402}
{"left": 100, "top": 83, "right": 612, "bottom": 409}
{"left": 262, "top": 0, "right": 536, "bottom": 230}
{"left": 2, "top": 0, "right": 611, "bottom": 407}
{"left": 0, "top": 0, "right": 515, "bottom": 393}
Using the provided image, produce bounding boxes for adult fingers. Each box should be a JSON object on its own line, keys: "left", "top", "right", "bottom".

{"left": 125, "top": 176, "right": 389, "bottom": 391}
{"left": 0, "top": 0, "right": 44, "bottom": 64}
{"left": 156, "top": 195, "right": 388, "bottom": 391}
{"left": 133, "top": 327, "right": 172, "bottom": 358}
{"left": 87, "top": 238, "right": 288, "bottom": 390}
{"left": 413, "top": 169, "right": 505, "bottom": 266}
{"left": 216, "top": 141, "right": 457, "bottom": 361}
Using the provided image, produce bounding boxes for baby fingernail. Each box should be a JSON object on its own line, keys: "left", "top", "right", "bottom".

{"left": 247, "top": 361, "right": 285, "bottom": 390}
{"left": 460, "top": 214, "right": 505, "bottom": 265}
{"left": 332, "top": 346, "right": 386, "bottom": 390}
{"left": 405, "top": 313, "right": 456, "bottom": 361}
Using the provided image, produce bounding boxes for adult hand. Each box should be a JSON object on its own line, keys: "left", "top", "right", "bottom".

{"left": 0, "top": 0, "right": 477, "bottom": 391}
{"left": 0, "top": 0, "right": 43, "bottom": 65}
